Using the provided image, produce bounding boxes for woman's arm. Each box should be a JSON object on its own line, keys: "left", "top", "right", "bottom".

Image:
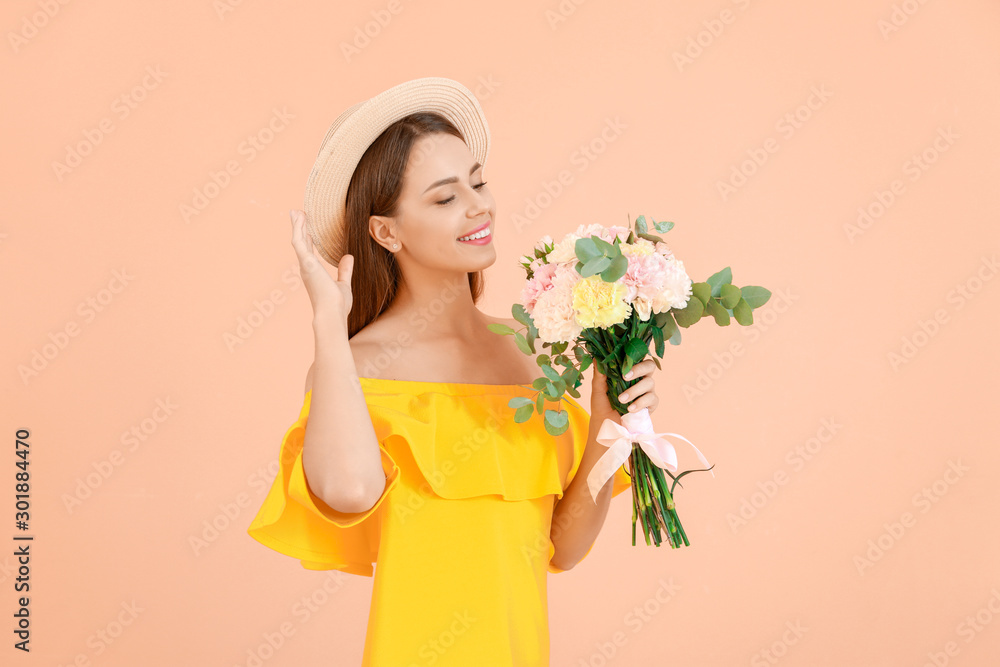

{"left": 549, "top": 427, "right": 617, "bottom": 571}
{"left": 300, "top": 319, "right": 388, "bottom": 515}
{"left": 549, "top": 360, "right": 659, "bottom": 570}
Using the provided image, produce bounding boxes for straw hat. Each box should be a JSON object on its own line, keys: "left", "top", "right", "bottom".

{"left": 302, "top": 76, "right": 491, "bottom": 267}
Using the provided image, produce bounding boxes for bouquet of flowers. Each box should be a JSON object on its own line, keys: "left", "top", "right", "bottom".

{"left": 488, "top": 216, "right": 771, "bottom": 548}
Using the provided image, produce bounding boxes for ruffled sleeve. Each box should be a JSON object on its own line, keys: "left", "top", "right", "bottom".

{"left": 247, "top": 390, "right": 400, "bottom": 576}
{"left": 548, "top": 398, "right": 632, "bottom": 574}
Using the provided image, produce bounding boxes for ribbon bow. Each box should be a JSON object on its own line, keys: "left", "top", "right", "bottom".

{"left": 586, "top": 407, "right": 715, "bottom": 503}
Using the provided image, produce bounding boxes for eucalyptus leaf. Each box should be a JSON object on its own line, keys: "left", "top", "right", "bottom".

{"left": 720, "top": 284, "right": 741, "bottom": 309}
{"left": 575, "top": 237, "right": 600, "bottom": 261}
{"left": 514, "top": 332, "right": 532, "bottom": 354}
{"left": 706, "top": 267, "right": 733, "bottom": 297}
{"left": 603, "top": 254, "right": 629, "bottom": 282}
{"left": 544, "top": 419, "right": 569, "bottom": 437}
{"left": 652, "top": 218, "right": 675, "bottom": 233}
{"left": 487, "top": 323, "right": 514, "bottom": 335}
{"left": 512, "top": 303, "right": 531, "bottom": 327}
{"left": 668, "top": 325, "right": 682, "bottom": 345}
{"left": 544, "top": 407, "right": 569, "bottom": 430}
{"left": 660, "top": 311, "right": 678, "bottom": 341}
{"left": 740, "top": 285, "right": 772, "bottom": 309}
{"left": 673, "top": 297, "right": 704, "bottom": 327}
{"left": 593, "top": 236, "right": 616, "bottom": 254}
{"left": 580, "top": 256, "right": 611, "bottom": 277}
{"left": 691, "top": 282, "right": 712, "bottom": 306}
{"left": 733, "top": 297, "right": 754, "bottom": 325}
{"left": 514, "top": 404, "right": 534, "bottom": 423}
{"left": 705, "top": 297, "right": 731, "bottom": 326}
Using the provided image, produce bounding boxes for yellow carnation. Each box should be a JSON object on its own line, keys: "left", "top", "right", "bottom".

{"left": 572, "top": 275, "right": 631, "bottom": 329}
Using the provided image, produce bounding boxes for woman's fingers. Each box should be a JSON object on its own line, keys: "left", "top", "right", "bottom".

{"left": 290, "top": 209, "right": 325, "bottom": 276}
{"left": 290, "top": 209, "right": 306, "bottom": 254}
{"left": 621, "top": 358, "right": 659, "bottom": 413}
{"left": 338, "top": 253, "right": 354, "bottom": 284}
{"left": 624, "top": 358, "right": 656, "bottom": 380}
{"left": 625, "top": 390, "right": 659, "bottom": 414}
{"left": 619, "top": 375, "right": 653, "bottom": 403}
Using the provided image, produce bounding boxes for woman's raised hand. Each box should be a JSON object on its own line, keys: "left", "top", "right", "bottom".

{"left": 290, "top": 209, "right": 353, "bottom": 333}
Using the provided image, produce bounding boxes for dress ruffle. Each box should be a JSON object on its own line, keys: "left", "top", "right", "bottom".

{"left": 248, "top": 385, "right": 632, "bottom": 576}
{"left": 247, "top": 390, "right": 400, "bottom": 576}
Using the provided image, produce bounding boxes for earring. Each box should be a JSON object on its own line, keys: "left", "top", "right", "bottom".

{"left": 392, "top": 243, "right": 398, "bottom": 249}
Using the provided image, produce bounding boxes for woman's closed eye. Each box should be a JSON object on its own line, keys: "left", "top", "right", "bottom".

{"left": 436, "top": 182, "right": 488, "bottom": 205}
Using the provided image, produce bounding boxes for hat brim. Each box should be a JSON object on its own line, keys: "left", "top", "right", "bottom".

{"left": 303, "top": 77, "right": 491, "bottom": 267}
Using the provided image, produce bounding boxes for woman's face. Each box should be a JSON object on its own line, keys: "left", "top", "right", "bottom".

{"left": 373, "top": 132, "right": 497, "bottom": 273}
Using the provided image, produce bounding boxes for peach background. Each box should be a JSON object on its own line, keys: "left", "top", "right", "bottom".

{"left": 2, "top": 1, "right": 998, "bottom": 665}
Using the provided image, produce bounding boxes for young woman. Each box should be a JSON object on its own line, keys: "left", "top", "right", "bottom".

{"left": 247, "top": 77, "right": 658, "bottom": 666}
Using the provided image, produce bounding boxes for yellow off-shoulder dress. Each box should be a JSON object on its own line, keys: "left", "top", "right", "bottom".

{"left": 247, "top": 377, "right": 632, "bottom": 666}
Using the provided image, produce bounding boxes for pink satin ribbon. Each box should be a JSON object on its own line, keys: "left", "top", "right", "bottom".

{"left": 586, "top": 407, "right": 715, "bottom": 503}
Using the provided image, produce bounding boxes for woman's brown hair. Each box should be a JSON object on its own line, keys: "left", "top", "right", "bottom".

{"left": 342, "top": 111, "right": 486, "bottom": 339}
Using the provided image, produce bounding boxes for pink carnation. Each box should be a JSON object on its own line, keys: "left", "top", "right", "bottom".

{"left": 519, "top": 261, "right": 559, "bottom": 315}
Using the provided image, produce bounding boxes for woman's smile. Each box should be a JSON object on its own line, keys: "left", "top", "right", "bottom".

{"left": 457, "top": 220, "right": 493, "bottom": 245}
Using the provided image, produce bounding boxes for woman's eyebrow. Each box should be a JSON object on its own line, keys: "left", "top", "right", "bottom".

{"left": 422, "top": 162, "right": 482, "bottom": 194}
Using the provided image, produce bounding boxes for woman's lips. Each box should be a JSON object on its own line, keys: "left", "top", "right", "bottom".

{"left": 457, "top": 221, "right": 492, "bottom": 245}
{"left": 457, "top": 226, "right": 492, "bottom": 245}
